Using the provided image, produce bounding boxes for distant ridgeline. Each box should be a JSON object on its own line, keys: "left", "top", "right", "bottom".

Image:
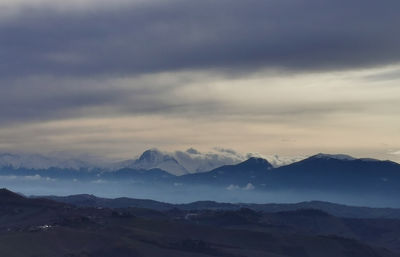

{"left": 1, "top": 151, "right": 400, "bottom": 207}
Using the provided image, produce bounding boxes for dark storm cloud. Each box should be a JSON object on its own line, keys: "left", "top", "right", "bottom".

{"left": 1, "top": 0, "right": 400, "bottom": 78}
{"left": 1, "top": 0, "right": 400, "bottom": 126}
{"left": 0, "top": 82, "right": 124, "bottom": 124}
{"left": 0, "top": 75, "right": 192, "bottom": 124}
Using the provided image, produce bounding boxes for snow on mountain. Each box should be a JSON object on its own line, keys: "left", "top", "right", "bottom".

{"left": 0, "top": 153, "right": 93, "bottom": 170}
{"left": 173, "top": 148, "right": 245, "bottom": 173}
{"left": 262, "top": 154, "right": 306, "bottom": 167}
{"left": 0, "top": 149, "right": 322, "bottom": 174}
{"left": 113, "top": 148, "right": 305, "bottom": 175}
{"left": 128, "top": 149, "right": 188, "bottom": 176}
{"left": 302, "top": 153, "right": 394, "bottom": 164}
{"left": 114, "top": 148, "right": 247, "bottom": 175}
{"left": 177, "top": 148, "right": 302, "bottom": 171}
{"left": 311, "top": 153, "right": 356, "bottom": 161}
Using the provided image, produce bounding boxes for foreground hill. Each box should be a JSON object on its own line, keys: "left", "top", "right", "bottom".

{"left": 0, "top": 188, "right": 397, "bottom": 257}
{"left": 44, "top": 194, "right": 400, "bottom": 254}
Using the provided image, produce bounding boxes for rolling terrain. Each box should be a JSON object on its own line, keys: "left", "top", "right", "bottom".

{"left": 43, "top": 194, "right": 400, "bottom": 219}
{"left": 0, "top": 188, "right": 399, "bottom": 257}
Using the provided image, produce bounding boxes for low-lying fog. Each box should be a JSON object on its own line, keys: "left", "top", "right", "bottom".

{"left": 2, "top": 176, "right": 398, "bottom": 208}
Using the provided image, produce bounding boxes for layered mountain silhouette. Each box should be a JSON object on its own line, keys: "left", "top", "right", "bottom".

{"left": 176, "top": 157, "right": 274, "bottom": 185}
{"left": 168, "top": 153, "right": 400, "bottom": 206}
{"left": 172, "top": 153, "right": 400, "bottom": 190}
{"left": 112, "top": 148, "right": 251, "bottom": 175}
{"left": 0, "top": 148, "right": 247, "bottom": 175}
{"left": 1, "top": 151, "right": 400, "bottom": 207}
{"left": 43, "top": 193, "right": 400, "bottom": 219}
{"left": 0, "top": 188, "right": 399, "bottom": 257}
{"left": 270, "top": 153, "right": 400, "bottom": 192}
{"left": 1, "top": 152, "right": 400, "bottom": 187}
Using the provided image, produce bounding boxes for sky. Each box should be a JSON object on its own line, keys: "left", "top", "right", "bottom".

{"left": 0, "top": 0, "right": 399, "bottom": 162}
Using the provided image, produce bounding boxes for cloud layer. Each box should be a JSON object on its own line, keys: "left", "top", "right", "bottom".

{"left": 0, "top": 0, "right": 399, "bottom": 162}
{"left": 1, "top": 0, "right": 400, "bottom": 79}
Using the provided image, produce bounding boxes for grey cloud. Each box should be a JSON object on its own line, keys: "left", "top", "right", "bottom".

{"left": 0, "top": 80, "right": 129, "bottom": 124}
{"left": 0, "top": 0, "right": 399, "bottom": 130}
{"left": 0, "top": 74, "right": 387, "bottom": 126}
{"left": 0, "top": 74, "right": 202, "bottom": 124}
{"left": 389, "top": 150, "right": 400, "bottom": 156}
{"left": 364, "top": 69, "right": 400, "bottom": 82}
{"left": 213, "top": 147, "right": 239, "bottom": 156}
{"left": 0, "top": 0, "right": 400, "bottom": 79}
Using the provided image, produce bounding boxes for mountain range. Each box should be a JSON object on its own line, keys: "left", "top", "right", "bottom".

{"left": 0, "top": 148, "right": 303, "bottom": 175}
{"left": 173, "top": 153, "right": 400, "bottom": 190}
{"left": 0, "top": 153, "right": 94, "bottom": 170}
{"left": 1, "top": 150, "right": 400, "bottom": 207}
{"left": 0, "top": 148, "right": 251, "bottom": 175}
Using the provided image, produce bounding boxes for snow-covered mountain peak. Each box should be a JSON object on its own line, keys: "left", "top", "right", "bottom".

{"left": 312, "top": 153, "right": 356, "bottom": 161}
{"left": 127, "top": 149, "right": 188, "bottom": 176}
{"left": 116, "top": 148, "right": 305, "bottom": 175}
{"left": 136, "top": 149, "right": 174, "bottom": 164}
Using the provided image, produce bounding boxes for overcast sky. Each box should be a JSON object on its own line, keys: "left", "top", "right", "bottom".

{"left": 0, "top": 0, "right": 399, "bottom": 162}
